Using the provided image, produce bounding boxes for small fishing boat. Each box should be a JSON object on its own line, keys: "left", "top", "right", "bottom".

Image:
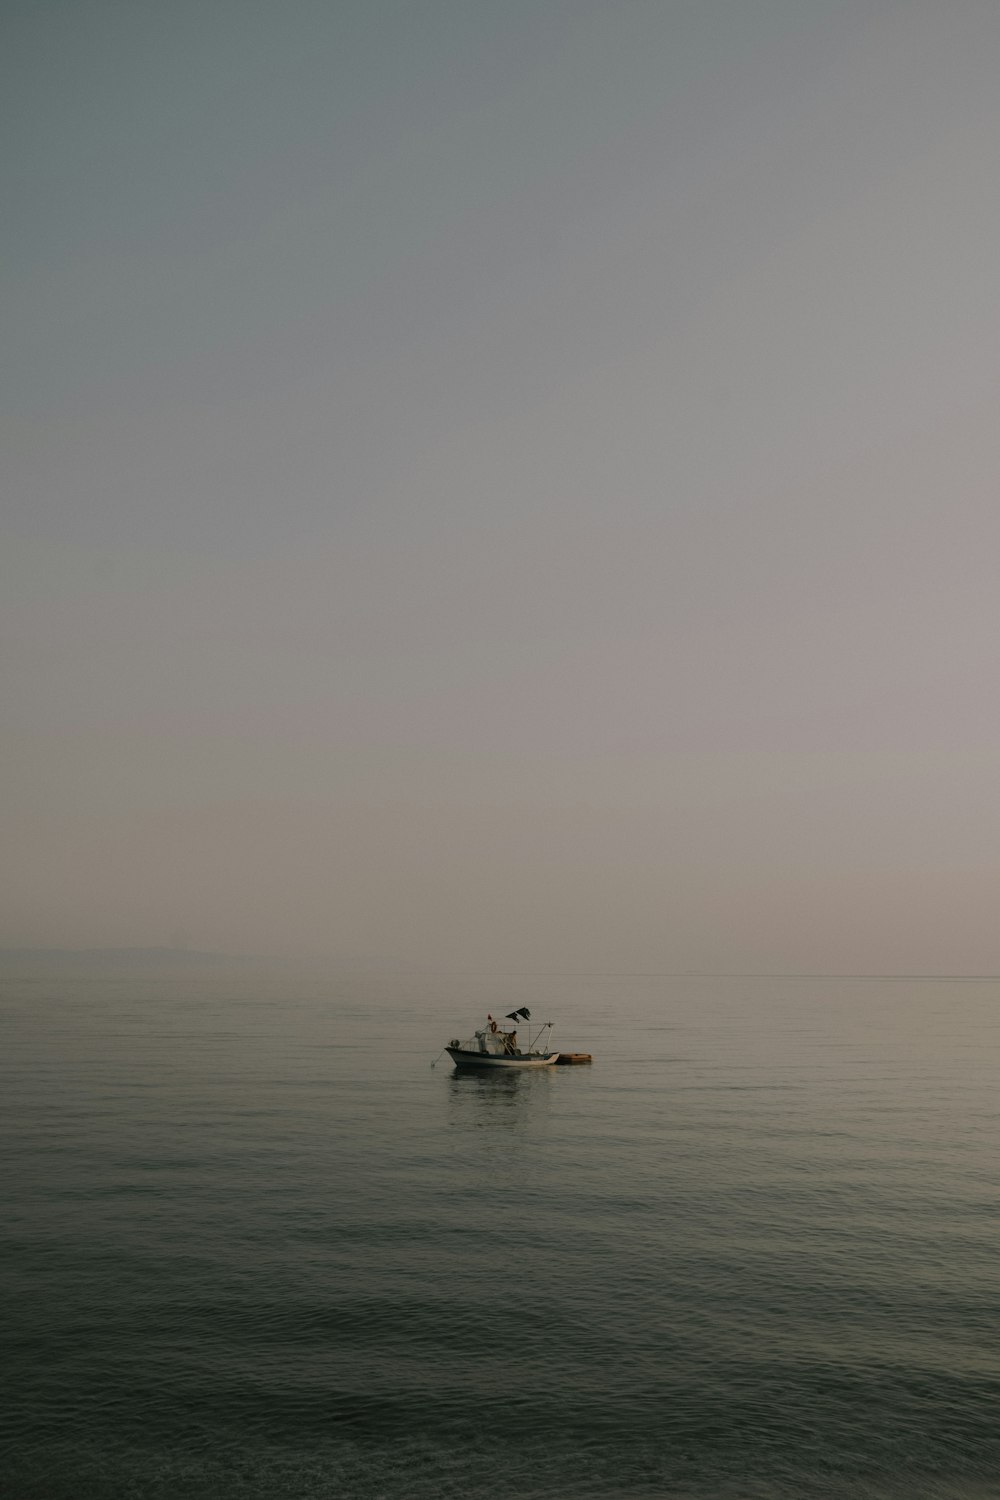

{"left": 445, "top": 1009, "right": 560, "bottom": 1068}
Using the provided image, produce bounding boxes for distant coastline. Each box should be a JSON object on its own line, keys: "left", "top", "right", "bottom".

{"left": 0, "top": 949, "right": 998, "bottom": 982}
{"left": 0, "top": 947, "right": 241, "bottom": 972}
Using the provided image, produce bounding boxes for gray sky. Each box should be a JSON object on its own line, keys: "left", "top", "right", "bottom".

{"left": 5, "top": 0, "right": 1000, "bottom": 972}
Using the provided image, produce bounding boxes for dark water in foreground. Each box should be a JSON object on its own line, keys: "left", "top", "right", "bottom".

{"left": 3, "top": 968, "right": 999, "bottom": 1499}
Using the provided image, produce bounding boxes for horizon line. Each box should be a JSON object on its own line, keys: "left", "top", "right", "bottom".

{"left": 1, "top": 948, "right": 999, "bottom": 981}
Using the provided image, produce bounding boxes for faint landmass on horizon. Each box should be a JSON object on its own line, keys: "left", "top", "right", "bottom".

{"left": 0, "top": 948, "right": 422, "bottom": 976}
{"left": 0, "top": 947, "right": 240, "bottom": 971}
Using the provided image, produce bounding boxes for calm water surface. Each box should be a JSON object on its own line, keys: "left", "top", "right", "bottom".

{"left": 3, "top": 969, "right": 999, "bottom": 1498}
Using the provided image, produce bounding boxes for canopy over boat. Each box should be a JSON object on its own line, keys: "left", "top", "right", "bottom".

{"left": 444, "top": 1009, "right": 559, "bottom": 1068}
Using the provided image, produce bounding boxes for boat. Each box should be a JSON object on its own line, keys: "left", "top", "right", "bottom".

{"left": 445, "top": 1008, "right": 560, "bottom": 1068}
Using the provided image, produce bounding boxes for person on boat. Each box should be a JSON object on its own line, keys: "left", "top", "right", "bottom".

{"left": 506, "top": 1029, "right": 519, "bottom": 1055}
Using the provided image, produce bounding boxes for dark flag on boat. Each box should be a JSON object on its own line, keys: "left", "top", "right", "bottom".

{"left": 506, "top": 1008, "right": 531, "bottom": 1021}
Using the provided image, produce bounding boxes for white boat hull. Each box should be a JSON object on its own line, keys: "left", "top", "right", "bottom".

{"left": 446, "top": 1047, "right": 560, "bottom": 1069}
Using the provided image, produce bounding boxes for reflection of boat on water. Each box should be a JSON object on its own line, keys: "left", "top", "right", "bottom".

{"left": 445, "top": 1008, "right": 560, "bottom": 1069}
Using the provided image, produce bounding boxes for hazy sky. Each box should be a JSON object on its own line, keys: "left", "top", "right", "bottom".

{"left": 5, "top": 0, "right": 1000, "bottom": 972}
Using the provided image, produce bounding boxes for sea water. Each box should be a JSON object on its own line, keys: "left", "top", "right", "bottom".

{"left": 3, "top": 967, "right": 999, "bottom": 1499}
